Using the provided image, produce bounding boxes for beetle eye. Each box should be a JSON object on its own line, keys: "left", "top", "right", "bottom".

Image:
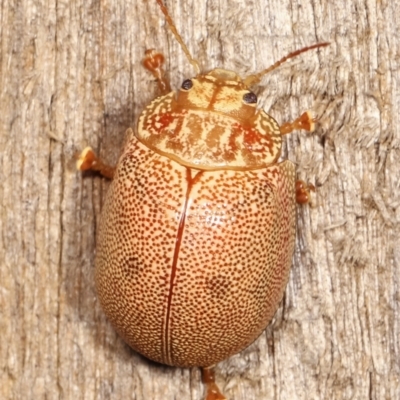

{"left": 243, "top": 92, "right": 257, "bottom": 104}
{"left": 181, "top": 79, "right": 193, "bottom": 90}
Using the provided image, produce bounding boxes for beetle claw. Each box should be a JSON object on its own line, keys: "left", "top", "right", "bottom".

{"left": 202, "top": 367, "right": 227, "bottom": 400}
{"left": 204, "top": 384, "right": 227, "bottom": 400}
{"left": 76, "top": 147, "right": 97, "bottom": 171}
{"left": 76, "top": 146, "right": 115, "bottom": 179}
{"left": 296, "top": 180, "right": 315, "bottom": 204}
{"left": 143, "top": 49, "right": 171, "bottom": 94}
{"left": 280, "top": 111, "right": 315, "bottom": 135}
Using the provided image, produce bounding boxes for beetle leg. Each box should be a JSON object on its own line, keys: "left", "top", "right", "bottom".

{"left": 280, "top": 111, "right": 316, "bottom": 135}
{"left": 142, "top": 49, "right": 171, "bottom": 94}
{"left": 296, "top": 180, "right": 315, "bottom": 204}
{"left": 201, "top": 367, "right": 227, "bottom": 400}
{"left": 76, "top": 147, "right": 115, "bottom": 179}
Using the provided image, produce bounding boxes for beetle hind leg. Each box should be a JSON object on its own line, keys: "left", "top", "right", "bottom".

{"left": 280, "top": 111, "right": 316, "bottom": 135}
{"left": 201, "top": 367, "right": 227, "bottom": 400}
{"left": 76, "top": 147, "right": 116, "bottom": 179}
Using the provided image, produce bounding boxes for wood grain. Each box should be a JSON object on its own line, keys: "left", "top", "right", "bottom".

{"left": 1, "top": 0, "right": 399, "bottom": 399}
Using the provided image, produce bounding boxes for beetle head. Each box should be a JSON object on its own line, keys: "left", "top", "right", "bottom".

{"left": 176, "top": 69, "right": 259, "bottom": 122}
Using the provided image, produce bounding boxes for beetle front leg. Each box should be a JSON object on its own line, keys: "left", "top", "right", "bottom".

{"left": 142, "top": 49, "right": 171, "bottom": 94}
{"left": 280, "top": 111, "right": 316, "bottom": 134}
{"left": 76, "top": 147, "right": 116, "bottom": 179}
{"left": 201, "top": 367, "right": 226, "bottom": 400}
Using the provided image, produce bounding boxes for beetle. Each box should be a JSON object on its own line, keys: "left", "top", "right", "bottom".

{"left": 77, "top": 0, "right": 328, "bottom": 398}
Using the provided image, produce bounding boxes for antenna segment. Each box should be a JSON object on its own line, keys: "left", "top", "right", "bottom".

{"left": 155, "top": 0, "right": 201, "bottom": 74}
{"left": 243, "top": 42, "right": 329, "bottom": 87}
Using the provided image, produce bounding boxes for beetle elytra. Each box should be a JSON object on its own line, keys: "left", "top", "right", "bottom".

{"left": 78, "top": 0, "right": 328, "bottom": 398}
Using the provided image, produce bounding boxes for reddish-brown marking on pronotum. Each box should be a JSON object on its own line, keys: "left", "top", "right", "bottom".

{"left": 148, "top": 112, "right": 174, "bottom": 133}
{"left": 243, "top": 126, "right": 261, "bottom": 146}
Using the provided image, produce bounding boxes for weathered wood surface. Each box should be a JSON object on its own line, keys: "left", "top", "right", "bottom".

{"left": 1, "top": 0, "right": 399, "bottom": 399}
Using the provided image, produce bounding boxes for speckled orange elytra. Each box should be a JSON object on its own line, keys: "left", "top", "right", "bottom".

{"left": 77, "top": 0, "right": 328, "bottom": 398}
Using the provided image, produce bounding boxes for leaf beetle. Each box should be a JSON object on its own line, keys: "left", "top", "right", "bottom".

{"left": 78, "top": 0, "right": 328, "bottom": 398}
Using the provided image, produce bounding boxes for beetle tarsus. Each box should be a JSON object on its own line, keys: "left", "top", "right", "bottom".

{"left": 201, "top": 367, "right": 227, "bottom": 400}
{"left": 76, "top": 147, "right": 115, "bottom": 179}
{"left": 143, "top": 49, "right": 171, "bottom": 94}
{"left": 280, "top": 111, "right": 315, "bottom": 135}
{"left": 295, "top": 180, "right": 315, "bottom": 204}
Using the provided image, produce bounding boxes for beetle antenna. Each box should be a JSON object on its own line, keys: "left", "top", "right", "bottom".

{"left": 155, "top": 0, "right": 201, "bottom": 74}
{"left": 243, "top": 42, "right": 329, "bottom": 87}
